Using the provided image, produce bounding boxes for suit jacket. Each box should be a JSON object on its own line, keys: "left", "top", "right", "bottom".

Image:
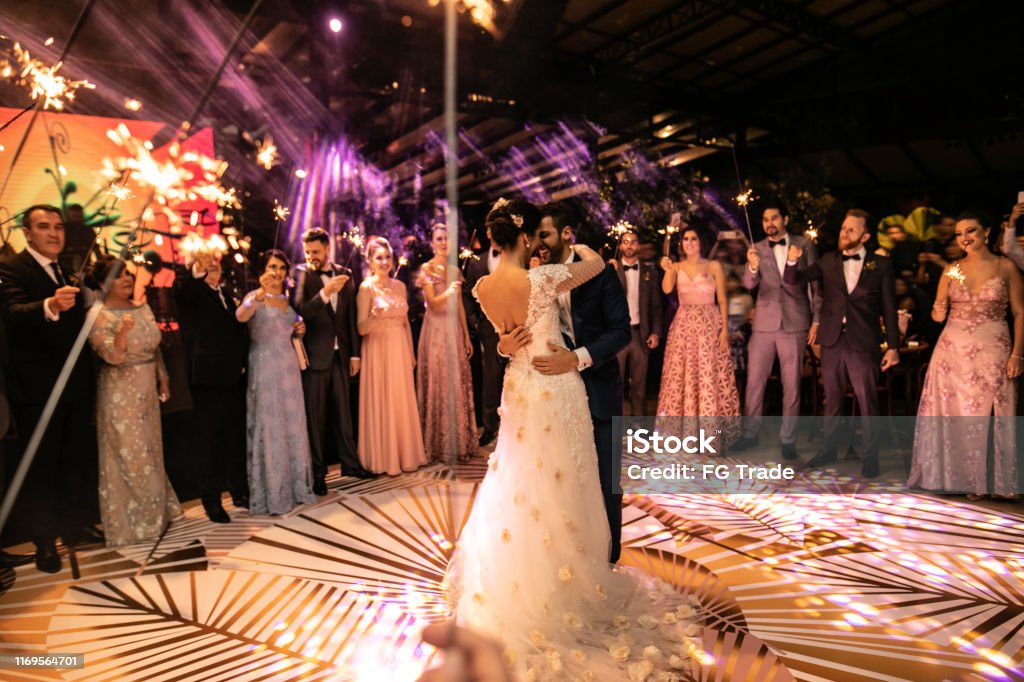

{"left": 463, "top": 255, "right": 496, "bottom": 342}
{"left": 568, "top": 256, "right": 631, "bottom": 420}
{"left": 742, "top": 233, "right": 822, "bottom": 333}
{"left": 614, "top": 259, "right": 664, "bottom": 343}
{"left": 784, "top": 250, "right": 900, "bottom": 352}
{"left": 173, "top": 266, "right": 248, "bottom": 387}
{"left": 292, "top": 263, "right": 360, "bottom": 371}
{"left": 0, "top": 249, "right": 92, "bottom": 405}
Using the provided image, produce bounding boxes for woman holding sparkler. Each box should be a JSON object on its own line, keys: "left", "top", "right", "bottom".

{"left": 656, "top": 226, "right": 741, "bottom": 444}
{"left": 87, "top": 255, "right": 181, "bottom": 546}
{"left": 236, "top": 250, "right": 315, "bottom": 515}
{"left": 357, "top": 236, "right": 427, "bottom": 475}
{"left": 909, "top": 211, "right": 1023, "bottom": 499}
{"left": 417, "top": 224, "right": 477, "bottom": 464}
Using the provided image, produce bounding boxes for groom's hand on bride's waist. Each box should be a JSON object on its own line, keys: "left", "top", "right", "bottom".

{"left": 497, "top": 325, "right": 532, "bottom": 358}
{"left": 532, "top": 342, "right": 581, "bottom": 375}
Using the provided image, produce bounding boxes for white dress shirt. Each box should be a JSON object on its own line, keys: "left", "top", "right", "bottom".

{"left": 556, "top": 251, "right": 593, "bottom": 371}
{"left": 621, "top": 258, "right": 640, "bottom": 326}
{"left": 26, "top": 245, "right": 63, "bottom": 321}
{"left": 842, "top": 246, "right": 867, "bottom": 294}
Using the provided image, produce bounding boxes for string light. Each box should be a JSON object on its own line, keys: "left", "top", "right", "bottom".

{"left": 0, "top": 42, "right": 94, "bottom": 110}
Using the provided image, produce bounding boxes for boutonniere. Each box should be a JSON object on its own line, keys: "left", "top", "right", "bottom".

{"left": 864, "top": 260, "right": 878, "bottom": 272}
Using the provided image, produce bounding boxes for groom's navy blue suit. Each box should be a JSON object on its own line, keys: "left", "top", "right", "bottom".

{"left": 567, "top": 254, "right": 631, "bottom": 563}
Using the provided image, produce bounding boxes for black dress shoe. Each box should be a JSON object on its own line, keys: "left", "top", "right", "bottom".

{"left": 63, "top": 525, "right": 105, "bottom": 546}
{"left": 312, "top": 479, "right": 328, "bottom": 496}
{"left": 0, "top": 550, "right": 35, "bottom": 569}
{"left": 34, "top": 542, "right": 61, "bottom": 574}
{"left": 343, "top": 468, "right": 378, "bottom": 480}
{"left": 861, "top": 458, "right": 880, "bottom": 479}
{"left": 731, "top": 436, "right": 758, "bottom": 451}
{"left": 806, "top": 450, "right": 837, "bottom": 467}
{"left": 478, "top": 429, "right": 497, "bottom": 447}
{"left": 232, "top": 495, "right": 249, "bottom": 509}
{"left": 780, "top": 443, "right": 799, "bottom": 460}
{"left": 202, "top": 500, "right": 231, "bottom": 524}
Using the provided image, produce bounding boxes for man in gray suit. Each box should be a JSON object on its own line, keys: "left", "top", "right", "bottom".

{"left": 613, "top": 230, "right": 663, "bottom": 415}
{"left": 732, "top": 204, "right": 821, "bottom": 458}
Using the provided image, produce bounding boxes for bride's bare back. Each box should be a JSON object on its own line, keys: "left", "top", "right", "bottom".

{"left": 474, "top": 266, "right": 531, "bottom": 333}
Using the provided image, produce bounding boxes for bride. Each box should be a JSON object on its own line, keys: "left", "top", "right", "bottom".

{"left": 445, "top": 199, "right": 702, "bottom": 681}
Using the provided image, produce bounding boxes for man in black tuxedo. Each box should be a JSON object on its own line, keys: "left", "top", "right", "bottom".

{"left": 784, "top": 209, "right": 901, "bottom": 478}
{"left": 293, "top": 229, "right": 374, "bottom": 490}
{"left": 463, "top": 226, "right": 504, "bottom": 446}
{"left": 612, "top": 230, "right": 662, "bottom": 416}
{"left": 0, "top": 204, "right": 101, "bottom": 573}
{"left": 503, "top": 201, "right": 630, "bottom": 562}
{"left": 0, "top": 313, "right": 35, "bottom": 569}
{"left": 173, "top": 252, "right": 249, "bottom": 522}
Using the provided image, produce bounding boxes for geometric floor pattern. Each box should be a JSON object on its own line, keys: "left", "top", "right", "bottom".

{"left": 2, "top": 459, "right": 1023, "bottom": 681}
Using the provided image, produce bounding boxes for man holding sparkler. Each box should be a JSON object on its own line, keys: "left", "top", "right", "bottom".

{"left": 293, "top": 228, "right": 375, "bottom": 489}
{"left": 784, "top": 209, "right": 900, "bottom": 478}
{"left": 733, "top": 203, "right": 821, "bottom": 459}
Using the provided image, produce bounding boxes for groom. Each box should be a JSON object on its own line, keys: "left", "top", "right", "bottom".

{"left": 501, "top": 201, "right": 631, "bottom": 562}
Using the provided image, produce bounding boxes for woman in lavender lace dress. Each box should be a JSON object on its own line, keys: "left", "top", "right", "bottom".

{"left": 909, "top": 211, "right": 1023, "bottom": 499}
{"left": 236, "top": 250, "right": 315, "bottom": 514}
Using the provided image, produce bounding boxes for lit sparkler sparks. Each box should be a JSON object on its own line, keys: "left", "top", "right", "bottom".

{"left": 0, "top": 42, "right": 95, "bottom": 110}
{"left": 805, "top": 221, "right": 820, "bottom": 242}
{"left": 273, "top": 200, "right": 290, "bottom": 222}
{"left": 428, "top": 0, "right": 510, "bottom": 34}
{"left": 106, "top": 183, "right": 134, "bottom": 202}
{"left": 102, "top": 123, "right": 240, "bottom": 223}
{"left": 180, "top": 231, "right": 229, "bottom": 258}
{"left": 735, "top": 188, "right": 757, "bottom": 207}
{"left": 459, "top": 247, "right": 478, "bottom": 262}
{"left": 945, "top": 262, "right": 966, "bottom": 284}
{"left": 255, "top": 136, "right": 279, "bottom": 171}
{"left": 393, "top": 254, "right": 410, "bottom": 280}
{"left": 608, "top": 219, "right": 635, "bottom": 239}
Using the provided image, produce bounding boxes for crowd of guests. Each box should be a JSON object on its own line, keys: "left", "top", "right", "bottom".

{"left": 1, "top": 197, "right": 1022, "bottom": 573}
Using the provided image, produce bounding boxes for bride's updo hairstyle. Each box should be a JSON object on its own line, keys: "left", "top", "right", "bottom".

{"left": 485, "top": 198, "right": 540, "bottom": 249}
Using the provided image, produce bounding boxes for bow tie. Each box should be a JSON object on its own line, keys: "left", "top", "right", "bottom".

{"left": 841, "top": 253, "right": 861, "bottom": 261}
{"left": 622, "top": 263, "right": 638, "bottom": 271}
{"left": 320, "top": 268, "right": 335, "bottom": 277}
{"left": 769, "top": 239, "right": 786, "bottom": 248}
{"left": 491, "top": 249, "right": 499, "bottom": 258}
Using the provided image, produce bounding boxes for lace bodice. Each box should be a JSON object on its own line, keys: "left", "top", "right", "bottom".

{"left": 675, "top": 267, "right": 716, "bottom": 305}
{"left": 947, "top": 275, "right": 1008, "bottom": 325}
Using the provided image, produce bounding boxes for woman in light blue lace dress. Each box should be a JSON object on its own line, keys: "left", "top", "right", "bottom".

{"left": 236, "top": 250, "right": 315, "bottom": 515}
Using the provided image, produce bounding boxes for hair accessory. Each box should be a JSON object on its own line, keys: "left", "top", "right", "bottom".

{"left": 511, "top": 214, "right": 523, "bottom": 228}
{"left": 492, "top": 197, "right": 509, "bottom": 211}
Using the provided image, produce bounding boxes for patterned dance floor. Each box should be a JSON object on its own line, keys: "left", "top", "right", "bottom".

{"left": 1, "top": 457, "right": 1023, "bottom": 681}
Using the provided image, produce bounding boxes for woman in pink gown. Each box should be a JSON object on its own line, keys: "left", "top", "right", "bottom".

{"left": 656, "top": 227, "right": 741, "bottom": 445}
{"left": 909, "top": 211, "right": 1023, "bottom": 499}
{"left": 416, "top": 225, "right": 476, "bottom": 464}
{"left": 357, "top": 237, "right": 428, "bottom": 475}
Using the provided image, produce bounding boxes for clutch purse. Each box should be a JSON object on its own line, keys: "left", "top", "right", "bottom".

{"left": 292, "top": 337, "right": 309, "bottom": 370}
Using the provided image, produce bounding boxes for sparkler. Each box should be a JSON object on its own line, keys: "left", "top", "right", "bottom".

{"left": 393, "top": 255, "right": 410, "bottom": 280}
{"left": 255, "top": 135, "right": 279, "bottom": 171}
{"left": 342, "top": 227, "right": 367, "bottom": 268}
{"left": 735, "top": 188, "right": 757, "bottom": 207}
{"left": 427, "top": 0, "right": 511, "bottom": 35}
{"left": 945, "top": 262, "right": 965, "bottom": 284}
{"left": 102, "top": 123, "right": 240, "bottom": 223}
{"left": 805, "top": 221, "right": 820, "bottom": 243}
{"left": 273, "top": 200, "right": 290, "bottom": 222}
{"left": 459, "top": 247, "right": 478, "bottom": 262}
{"left": 0, "top": 42, "right": 95, "bottom": 111}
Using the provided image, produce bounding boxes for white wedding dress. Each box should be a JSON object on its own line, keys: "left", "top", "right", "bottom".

{"left": 446, "top": 262, "right": 702, "bottom": 681}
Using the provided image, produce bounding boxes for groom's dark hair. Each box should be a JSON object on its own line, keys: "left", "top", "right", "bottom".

{"left": 538, "top": 201, "right": 578, "bottom": 235}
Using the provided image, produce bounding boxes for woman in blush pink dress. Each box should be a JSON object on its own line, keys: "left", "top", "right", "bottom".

{"left": 909, "top": 211, "right": 1023, "bottom": 499}
{"left": 357, "top": 236, "right": 428, "bottom": 476}
{"left": 656, "top": 227, "right": 741, "bottom": 445}
{"left": 417, "top": 224, "right": 476, "bottom": 464}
